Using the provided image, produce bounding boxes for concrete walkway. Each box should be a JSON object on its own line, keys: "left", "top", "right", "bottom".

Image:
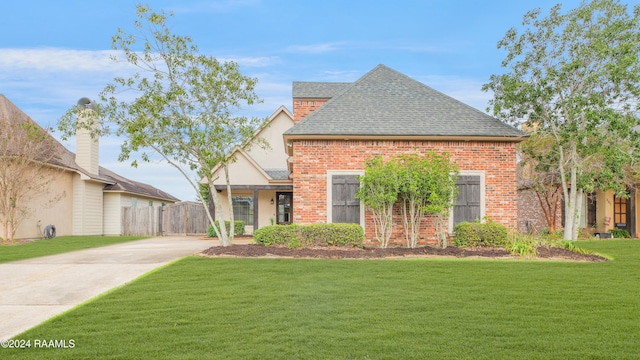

{"left": 0, "top": 236, "right": 237, "bottom": 340}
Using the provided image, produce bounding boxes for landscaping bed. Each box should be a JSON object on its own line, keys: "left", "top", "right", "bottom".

{"left": 200, "top": 244, "right": 607, "bottom": 261}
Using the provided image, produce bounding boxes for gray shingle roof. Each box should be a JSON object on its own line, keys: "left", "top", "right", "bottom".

{"left": 101, "top": 167, "right": 179, "bottom": 202}
{"left": 292, "top": 82, "right": 351, "bottom": 99}
{"left": 285, "top": 65, "right": 526, "bottom": 139}
{"left": 264, "top": 169, "right": 291, "bottom": 180}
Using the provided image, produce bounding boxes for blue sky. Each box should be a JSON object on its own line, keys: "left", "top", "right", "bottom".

{"left": 0, "top": 0, "right": 585, "bottom": 201}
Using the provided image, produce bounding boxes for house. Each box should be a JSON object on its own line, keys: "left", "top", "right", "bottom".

{"left": 0, "top": 95, "right": 179, "bottom": 239}
{"left": 209, "top": 106, "right": 295, "bottom": 234}
{"left": 283, "top": 64, "right": 526, "bottom": 245}
{"left": 518, "top": 180, "right": 639, "bottom": 238}
{"left": 212, "top": 64, "right": 526, "bottom": 244}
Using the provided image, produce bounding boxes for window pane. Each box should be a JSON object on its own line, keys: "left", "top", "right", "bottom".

{"left": 232, "top": 196, "right": 254, "bottom": 226}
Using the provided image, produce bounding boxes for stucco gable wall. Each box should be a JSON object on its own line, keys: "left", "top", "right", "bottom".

{"left": 245, "top": 110, "right": 294, "bottom": 170}
{"left": 212, "top": 151, "right": 271, "bottom": 186}
{"left": 2, "top": 168, "right": 74, "bottom": 239}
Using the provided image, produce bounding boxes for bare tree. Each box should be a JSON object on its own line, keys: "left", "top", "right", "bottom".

{"left": 0, "top": 104, "right": 62, "bottom": 242}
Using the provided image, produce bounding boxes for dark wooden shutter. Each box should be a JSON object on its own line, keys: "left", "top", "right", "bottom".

{"left": 454, "top": 175, "right": 481, "bottom": 226}
{"left": 332, "top": 175, "right": 360, "bottom": 224}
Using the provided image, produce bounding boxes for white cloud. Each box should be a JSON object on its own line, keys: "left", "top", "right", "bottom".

{"left": 0, "top": 48, "right": 129, "bottom": 73}
{"left": 218, "top": 56, "right": 280, "bottom": 67}
{"left": 285, "top": 42, "right": 346, "bottom": 54}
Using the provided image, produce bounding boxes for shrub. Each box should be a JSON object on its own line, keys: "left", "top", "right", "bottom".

{"left": 254, "top": 223, "right": 364, "bottom": 248}
{"left": 609, "top": 228, "right": 631, "bottom": 239}
{"left": 453, "top": 219, "right": 509, "bottom": 247}
{"left": 207, "top": 220, "right": 245, "bottom": 238}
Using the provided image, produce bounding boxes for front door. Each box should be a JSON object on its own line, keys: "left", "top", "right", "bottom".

{"left": 614, "top": 192, "right": 634, "bottom": 236}
{"left": 276, "top": 192, "right": 293, "bottom": 225}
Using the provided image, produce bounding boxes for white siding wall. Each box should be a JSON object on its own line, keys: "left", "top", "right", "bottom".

{"left": 103, "top": 193, "right": 121, "bottom": 236}
{"left": 72, "top": 176, "right": 104, "bottom": 235}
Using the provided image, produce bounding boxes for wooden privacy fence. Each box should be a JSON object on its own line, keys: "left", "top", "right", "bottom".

{"left": 121, "top": 202, "right": 209, "bottom": 236}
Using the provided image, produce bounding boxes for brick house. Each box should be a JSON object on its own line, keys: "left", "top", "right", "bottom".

{"left": 283, "top": 64, "right": 527, "bottom": 245}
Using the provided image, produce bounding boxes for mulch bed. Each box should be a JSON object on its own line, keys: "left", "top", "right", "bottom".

{"left": 200, "top": 244, "right": 607, "bottom": 262}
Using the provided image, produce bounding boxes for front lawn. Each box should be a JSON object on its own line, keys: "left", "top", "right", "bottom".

{"left": 4, "top": 240, "right": 640, "bottom": 359}
{"left": 0, "top": 236, "right": 149, "bottom": 263}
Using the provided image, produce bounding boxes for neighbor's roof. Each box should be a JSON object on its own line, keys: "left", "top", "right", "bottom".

{"left": 0, "top": 94, "right": 179, "bottom": 201}
{"left": 100, "top": 167, "right": 179, "bottom": 202}
{"left": 284, "top": 64, "right": 526, "bottom": 140}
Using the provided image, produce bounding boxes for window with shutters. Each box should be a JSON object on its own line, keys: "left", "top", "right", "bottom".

{"left": 449, "top": 171, "right": 485, "bottom": 232}
{"left": 327, "top": 171, "right": 364, "bottom": 227}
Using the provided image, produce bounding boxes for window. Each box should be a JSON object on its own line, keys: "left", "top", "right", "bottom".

{"left": 614, "top": 195, "right": 628, "bottom": 227}
{"left": 449, "top": 171, "right": 485, "bottom": 233}
{"left": 453, "top": 175, "right": 481, "bottom": 226}
{"left": 148, "top": 200, "right": 153, "bottom": 207}
{"left": 327, "top": 171, "right": 364, "bottom": 227}
{"left": 232, "top": 196, "right": 254, "bottom": 226}
{"left": 131, "top": 198, "right": 137, "bottom": 207}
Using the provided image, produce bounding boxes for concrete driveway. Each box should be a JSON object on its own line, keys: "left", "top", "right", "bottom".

{"left": 0, "top": 236, "right": 233, "bottom": 340}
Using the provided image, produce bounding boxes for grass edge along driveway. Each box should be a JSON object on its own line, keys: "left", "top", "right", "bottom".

{"left": 3, "top": 240, "right": 640, "bottom": 359}
{"left": 0, "top": 236, "right": 150, "bottom": 264}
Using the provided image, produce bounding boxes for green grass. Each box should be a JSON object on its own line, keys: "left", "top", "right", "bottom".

{"left": 0, "top": 236, "right": 149, "bottom": 263}
{"left": 4, "top": 240, "right": 640, "bottom": 359}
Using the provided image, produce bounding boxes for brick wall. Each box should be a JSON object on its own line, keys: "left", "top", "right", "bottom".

{"left": 292, "top": 99, "right": 329, "bottom": 123}
{"left": 517, "top": 187, "right": 562, "bottom": 234}
{"left": 291, "top": 139, "right": 519, "bottom": 245}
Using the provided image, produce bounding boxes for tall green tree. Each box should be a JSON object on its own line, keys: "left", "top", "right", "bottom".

{"left": 59, "top": 5, "right": 264, "bottom": 246}
{"left": 483, "top": 0, "right": 640, "bottom": 240}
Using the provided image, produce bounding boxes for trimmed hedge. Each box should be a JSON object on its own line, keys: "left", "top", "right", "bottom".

{"left": 207, "top": 220, "right": 245, "bottom": 238}
{"left": 254, "top": 223, "right": 365, "bottom": 248}
{"left": 454, "top": 220, "right": 509, "bottom": 247}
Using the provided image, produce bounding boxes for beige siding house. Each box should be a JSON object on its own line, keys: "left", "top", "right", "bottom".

{"left": 210, "top": 106, "right": 294, "bottom": 234}
{"left": 0, "top": 95, "right": 179, "bottom": 239}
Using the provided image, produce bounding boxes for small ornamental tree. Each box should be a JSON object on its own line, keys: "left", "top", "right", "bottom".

{"left": 358, "top": 152, "right": 458, "bottom": 248}
{"left": 397, "top": 152, "right": 458, "bottom": 248}
{"left": 421, "top": 152, "right": 459, "bottom": 248}
{"left": 58, "top": 5, "right": 264, "bottom": 246}
{"left": 0, "top": 108, "right": 63, "bottom": 242}
{"left": 356, "top": 156, "right": 399, "bottom": 248}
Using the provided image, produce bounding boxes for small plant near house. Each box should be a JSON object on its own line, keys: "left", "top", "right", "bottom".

{"left": 553, "top": 240, "right": 595, "bottom": 255}
{"left": 453, "top": 218, "right": 509, "bottom": 247}
{"left": 253, "top": 223, "right": 364, "bottom": 248}
{"left": 504, "top": 233, "right": 540, "bottom": 257}
{"left": 207, "top": 221, "right": 245, "bottom": 238}
{"left": 609, "top": 228, "right": 631, "bottom": 239}
{"left": 540, "top": 228, "right": 563, "bottom": 240}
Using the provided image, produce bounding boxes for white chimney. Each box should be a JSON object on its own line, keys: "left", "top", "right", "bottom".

{"left": 75, "top": 97, "right": 99, "bottom": 175}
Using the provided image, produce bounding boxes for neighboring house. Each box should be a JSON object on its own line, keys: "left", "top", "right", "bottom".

{"left": 0, "top": 95, "right": 179, "bottom": 239}
{"left": 209, "top": 106, "right": 295, "bottom": 234}
{"left": 518, "top": 179, "right": 638, "bottom": 238}
{"left": 283, "top": 64, "right": 527, "bottom": 245}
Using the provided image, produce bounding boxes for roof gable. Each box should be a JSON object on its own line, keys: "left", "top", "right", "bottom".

{"left": 284, "top": 64, "right": 525, "bottom": 139}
